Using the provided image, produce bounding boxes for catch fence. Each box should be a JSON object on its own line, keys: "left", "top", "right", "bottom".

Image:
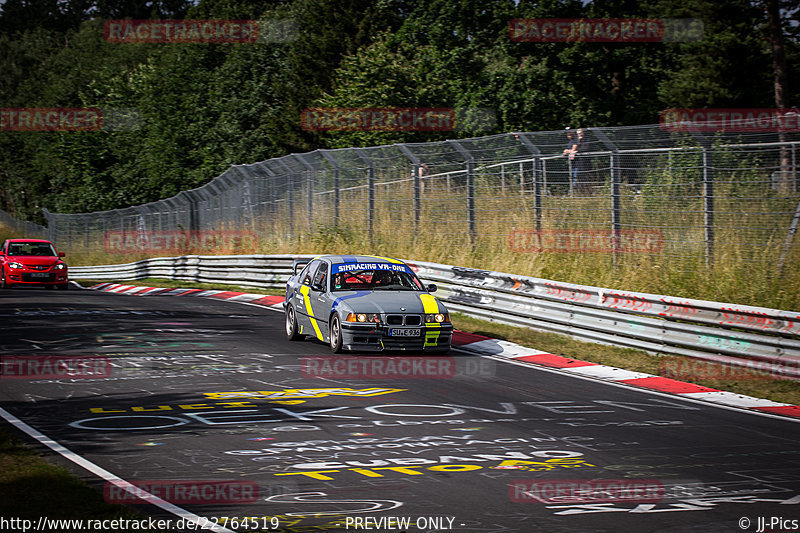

{"left": 40, "top": 124, "right": 800, "bottom": 275}
{"left": 0, "top": 209, "right": 48, "bottom": 239}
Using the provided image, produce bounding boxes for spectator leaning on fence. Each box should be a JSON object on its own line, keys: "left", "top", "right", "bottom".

{"left": 563, "top": 127, "right": 578, "bottom": 189}
{"left": 414, "top": 163, "right": 430, "bottom": 193}
{"left": 563, "top": 127, "right": 590, "bottom": 193}
{"left": 575, "top": 128, "right": 590, "bottom": 192}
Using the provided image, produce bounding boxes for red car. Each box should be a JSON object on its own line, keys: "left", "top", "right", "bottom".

{"left": 0, "top": 239, "right": 69, "bottom": 289}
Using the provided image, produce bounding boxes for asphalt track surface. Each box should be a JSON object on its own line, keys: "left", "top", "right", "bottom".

{"left": 1, "top": 287, "right": 800, "bottom": 533}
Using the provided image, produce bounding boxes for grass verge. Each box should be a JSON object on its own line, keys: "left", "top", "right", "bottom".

{"left": 0, "top": 425, "right": 145, "bottom": 522}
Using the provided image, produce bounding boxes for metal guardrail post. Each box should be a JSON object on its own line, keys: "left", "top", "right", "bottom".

{"left": 448, "top": 140, "right": 476, "bottom": 245}
{"left": 354, "top": 149, "right": 375, "bottom": 245}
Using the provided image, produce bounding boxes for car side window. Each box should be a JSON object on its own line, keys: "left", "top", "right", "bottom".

{"left": 302, "top": 260, "right": 320, "bottom": 286}
{"left": 312, "top": 262, "right": 328, "bottom": 291}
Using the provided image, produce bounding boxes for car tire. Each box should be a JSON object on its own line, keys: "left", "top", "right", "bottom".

{"left": 329, "top": 314, "right": 344, "bottom": 353}
{"left": 285, "top": 306, "right": 301, "bottom": 341}
{"left": 0, "top": 269, "right": 6, "bottom": 289}
{"left": 57, "top": 283, "right": 68, "bottom": 290}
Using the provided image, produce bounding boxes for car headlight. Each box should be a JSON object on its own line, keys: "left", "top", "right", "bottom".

{"left": 346, "top": 313, "right": 380, "bottom": 323}
{"left": 426, "top": 313, "right": 450, "bottom": 323}
{"left": 7, "top": 262, "right": 24, "bottom": 270}
{"left": 54, "top": 263, "right": 66, "bottom": 270}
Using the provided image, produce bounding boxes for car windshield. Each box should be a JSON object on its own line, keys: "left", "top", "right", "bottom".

{"left": 7, "top": 242, "right": 57, "bottom": 256}
{"left": 332, "top": 268, "right": 423, "bottom": 292}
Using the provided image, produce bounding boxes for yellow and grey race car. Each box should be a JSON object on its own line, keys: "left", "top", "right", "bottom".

{"left": 284, "top": 254, "right": 452, "bottom": 353}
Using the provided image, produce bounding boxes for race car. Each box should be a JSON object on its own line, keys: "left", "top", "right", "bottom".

{"left": 0, "top": 239, "right": 69, "bottom": 289}
{"left": 284, "top": 255, "right": 452, "bottom": 353}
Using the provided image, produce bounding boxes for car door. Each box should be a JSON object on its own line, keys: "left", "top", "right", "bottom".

{"left": 308, "top": 260, "right": 332, "bottom": 340}
{"left": 294, "top": 260, "right": 326, "bottom": 342}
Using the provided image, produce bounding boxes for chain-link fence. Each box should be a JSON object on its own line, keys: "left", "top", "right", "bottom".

{"left": 41, "top": 124, "right": 800, "bottom": 285}
{"left": 0, "top": 208, "right": 48, "bottom": 239}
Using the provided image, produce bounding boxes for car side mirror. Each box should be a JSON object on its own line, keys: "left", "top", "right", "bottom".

{"left": 426, "top": 283, "right": 438, "bottom": 293}
{"left": 58, "top": 252, "right": 65, "bottom": 257}
{"left": 292, "top": 259, "right": 309, "bottom": 275}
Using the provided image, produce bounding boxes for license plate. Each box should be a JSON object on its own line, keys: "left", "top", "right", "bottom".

{"left": 30, "top": 272, "right": 50, "bottom": 278}
{"left": 388, "top": 328, "right": 421, "bottom": 337}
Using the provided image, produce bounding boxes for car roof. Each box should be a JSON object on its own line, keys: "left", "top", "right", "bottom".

{"left": 316, "top": 254, "right": 406, "bottom": 266}
{"left": 6, "top": 239, "right": 53, "bottom": 244}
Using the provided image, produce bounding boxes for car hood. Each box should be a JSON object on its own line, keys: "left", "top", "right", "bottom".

{"left": 332, "top": 290, "right": 446, "bottom": 315}
{"left": 10, "top": 255, "right": 61, "bottom": 266}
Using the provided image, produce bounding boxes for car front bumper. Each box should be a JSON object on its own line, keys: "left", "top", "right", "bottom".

{"left": 341, "top": 322, "right": 453, "bottom": 353}
{"left": 6, "top": 271, "right": 68, "bottom": 286}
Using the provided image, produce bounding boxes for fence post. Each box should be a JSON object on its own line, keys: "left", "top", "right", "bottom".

{"left": 448, "top": 140, "right": 476, "bottom": 246}
{"left": 355, "top": 148, "right": 375, "bottom": 246}
{"left": 319, "top": 151, "right": 340, "bottom": 228}
{"left": 293, "top": 154, "right": 316, "bottom": 231}
{"left": 590, "top": 128, "right": 622, "bottom": 262}
{"left": 275, "top": 159, "right": 295, "bottom": 240}
{"left": 689, "top": 130, "right": 714, "bottom": 268}
{"left": 231, "top": 166, "right": 255, "bottom": 231}
{"left": 703, "top": 147, "right": 714, "bottom": 267}
{"left": 514, "top": 133, "right": 543, "bottom": 231}
{"left": 778, "top": 197, "right": 800, "bottom": 273}
{"left": 397, "top": 145, "right": 422, "bottom": 231}
{"left": 258, "top": 164, "right": 279, "bottom": 237}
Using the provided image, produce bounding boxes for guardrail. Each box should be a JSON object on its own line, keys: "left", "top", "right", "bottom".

{"left": 70, "top": 254, "right": 800, "bottom": 379}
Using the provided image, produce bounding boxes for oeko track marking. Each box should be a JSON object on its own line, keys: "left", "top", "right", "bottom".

{"left": 0, "top": 407, "right": 237, "bottom": 533}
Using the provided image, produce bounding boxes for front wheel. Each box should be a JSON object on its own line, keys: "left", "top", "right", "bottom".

{"left": 329, "top": 314, "right": 344, "bottom": 353}
{"left": 0, "top": 268, "right": 7, "bottom": 289}
{"left": 285, "top": 306, "right": 301, "bottom": 341}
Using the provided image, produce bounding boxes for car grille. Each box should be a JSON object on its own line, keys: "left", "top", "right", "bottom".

{"left": 29, "top": 265, "right": 51, "bottom": 271}
{"left": 386, "top": 314, "right": 422, "bottom": 326}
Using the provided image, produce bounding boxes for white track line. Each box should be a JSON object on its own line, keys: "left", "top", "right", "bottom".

{"left": 0, "top": 407, "right": 236, "bottom": 533}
